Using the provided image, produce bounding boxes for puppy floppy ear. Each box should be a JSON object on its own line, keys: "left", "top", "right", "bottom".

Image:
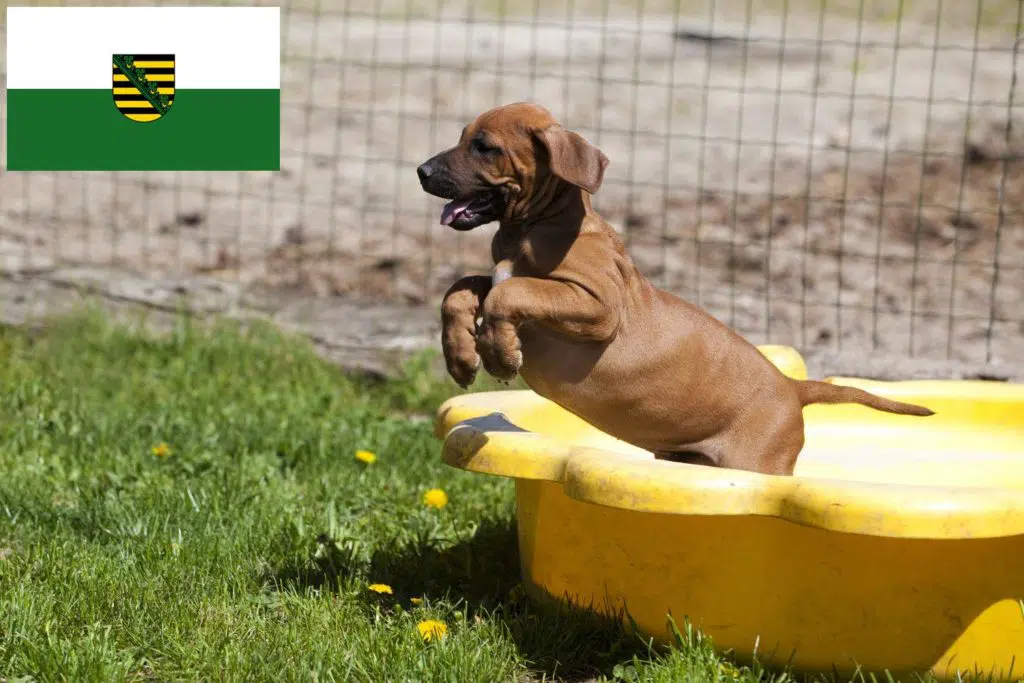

{"left": 535, "top": 124, "right": 610, "bottom": 195}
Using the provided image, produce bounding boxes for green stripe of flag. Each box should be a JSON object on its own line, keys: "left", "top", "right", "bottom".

{"left": 6, "top": 89, "right": 280, "bottom": 171}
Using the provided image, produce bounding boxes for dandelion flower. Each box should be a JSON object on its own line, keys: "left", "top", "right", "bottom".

{"left": 423, "top": 488, "right": 448, "bottom": 509}
{"left": 410, "top": 597, "right": 423, "bottom": 606}
{"left": 355, "top": 450, "right": 377, "bottom": 464}
{"left": 417, "top": 619, "right": 448, "bottom": 642}
{"left": 152, "top": 442, "right": 171, "bottom": 458}
{"left": 368, "top": 583, "right": 393, "bottom": 595}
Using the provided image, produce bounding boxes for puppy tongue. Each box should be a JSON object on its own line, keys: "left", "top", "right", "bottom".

{"left": 441, "top": 198, "right": 474, "bottom": 226}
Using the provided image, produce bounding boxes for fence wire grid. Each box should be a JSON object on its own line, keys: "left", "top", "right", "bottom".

{"left": 1, "top": 0, "right": 1022, "bottom": 367}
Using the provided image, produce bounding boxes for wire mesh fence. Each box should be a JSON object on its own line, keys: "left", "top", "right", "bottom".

{"left": 1, "top": 0, "right": 1021, "bottom": 367}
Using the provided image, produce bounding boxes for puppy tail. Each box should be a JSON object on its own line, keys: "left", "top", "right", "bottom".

{"left": 795, "top": 379, "right": 935, "bottom": 417}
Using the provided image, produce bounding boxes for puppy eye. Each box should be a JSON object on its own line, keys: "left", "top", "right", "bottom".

{"left": 471, "top": 138, "right": 499, "bottom": 156}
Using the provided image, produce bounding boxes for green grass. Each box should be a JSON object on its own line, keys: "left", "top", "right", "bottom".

{"left": 0, "top": 308, "right": 823, "bottom": 683}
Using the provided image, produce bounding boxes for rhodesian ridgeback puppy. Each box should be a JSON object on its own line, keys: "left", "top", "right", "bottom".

{"left": 416, "top": 102, "right": 934, "bottom": 476}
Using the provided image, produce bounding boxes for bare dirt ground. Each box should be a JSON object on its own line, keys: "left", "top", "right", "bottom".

{"left": 1, "top": 0, "right": 1021, "bottom": 372}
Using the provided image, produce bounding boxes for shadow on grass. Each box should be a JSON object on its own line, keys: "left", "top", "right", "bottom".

{"left": 270, "top": 517, "right": 659, "bottom": 681}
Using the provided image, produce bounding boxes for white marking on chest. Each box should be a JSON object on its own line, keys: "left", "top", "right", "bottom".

{"left": 492, "top": 260, "right": 514, "bottom": 287}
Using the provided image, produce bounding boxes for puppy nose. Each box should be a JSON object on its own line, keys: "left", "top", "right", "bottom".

{"left": 417, "top": 162, "right": 433, "bottom": 183}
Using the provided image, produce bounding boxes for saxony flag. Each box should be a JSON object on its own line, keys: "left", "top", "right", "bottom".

{"left": 4, "top": 6, "right": 280, "bottom": 171}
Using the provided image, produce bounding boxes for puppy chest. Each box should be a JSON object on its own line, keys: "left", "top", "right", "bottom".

{"left": 492, "top": 259, "right": 514, "bottom": 287}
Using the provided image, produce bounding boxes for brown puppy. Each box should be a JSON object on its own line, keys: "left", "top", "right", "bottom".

{"left": 417, "top": 102, "right": 933, "bottom": 476}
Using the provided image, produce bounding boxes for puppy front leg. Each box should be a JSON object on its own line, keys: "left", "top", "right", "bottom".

{"left": 440, "top": 275, "right": 492, "bottom": 388}
{"left": 476, "top": 277, "right": 620, "bottom": 381}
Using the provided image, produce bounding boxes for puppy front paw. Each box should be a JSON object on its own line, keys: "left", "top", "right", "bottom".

{"left": 476, "top": 316, "right": 522, "bottom": 383}
{"left": 442, "top": 323, "right": 481, "bottom": 389}
{"left": 445, "top": 345, "right": 481, "bottom": 389}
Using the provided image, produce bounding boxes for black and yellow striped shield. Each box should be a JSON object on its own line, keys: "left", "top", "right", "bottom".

{"left": 112, "top": 54, "right": 175, "bottom": 123}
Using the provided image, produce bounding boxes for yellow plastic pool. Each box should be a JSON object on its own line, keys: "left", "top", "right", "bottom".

{"left": 434, "top": 345, "right": 1024, "bottom": 680}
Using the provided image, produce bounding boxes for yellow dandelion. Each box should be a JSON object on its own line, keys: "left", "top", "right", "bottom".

{"left": 410, "top": 597, "right": 423, "bottom": 605}
{"left": 423, "top": 488, "right": 448, "bottom": 509}
{"left": 368, "top": 583, "right": 393, "bottom": 595}
{"left": 152, "top": 442, "right": 171, "bottom": 458}
{"left": 417, "top": 619, "right": 448, "bottom": 642}
{"left": 355, "top": 449, "right": 377, "bottom": 464}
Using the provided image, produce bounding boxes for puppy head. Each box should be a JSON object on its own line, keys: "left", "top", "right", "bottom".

{"left": 416, "top": 102, "right": 609, "bottom": 230}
